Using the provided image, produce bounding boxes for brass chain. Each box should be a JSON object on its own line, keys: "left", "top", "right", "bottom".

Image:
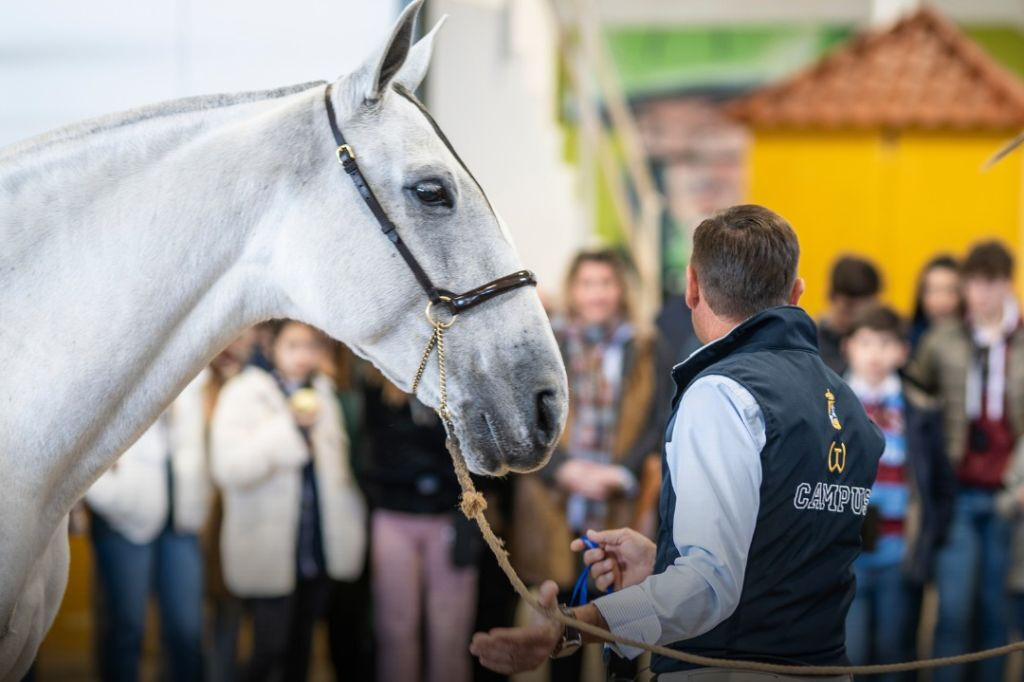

{"left": 411, "top": 324, "right": 439, "bottom": 396}
{"left": 412, "top": 297, "right": 455, "bottom": 407}
{"left": 435, "top": 320, "right": 451, "bottom": 422}
{"left": 410, "top": 321, "right": 452, "bottom": 423}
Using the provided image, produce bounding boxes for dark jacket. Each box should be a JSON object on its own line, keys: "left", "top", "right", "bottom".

{"left": 898, "top": 389, "right": 956, "bottom": 584}
{"left": 656, "top": 295, "right": 703, "bottom": 364}
{"left": 360, "top": 382, "right": 460, "bottom": 515}
{"left": 905, "top": 317, "right": 1024, "bottom": 467}
{"left": 654, "top": 306, "right": 884, "bottom": 671}
{"left": 817, "top": 317, "right": 846, "bottom": 375}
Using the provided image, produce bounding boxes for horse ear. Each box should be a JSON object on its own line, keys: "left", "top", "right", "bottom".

{"left": 360, "top": 0, "right": 423, "bottom": 103}
{"left": 393, "top": 15, "right": 447, "bottom": 94}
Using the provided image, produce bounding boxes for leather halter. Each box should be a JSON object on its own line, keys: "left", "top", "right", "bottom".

{"left": 323, "top": 84, "right": 537, "bottom": 315}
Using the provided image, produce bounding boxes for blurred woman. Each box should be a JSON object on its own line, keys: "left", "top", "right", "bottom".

{"left": 512, "top": 249, "right": 672, "bottom": 682}
{"left": 86, "top": 373, "right": 211, "bottom": 682}
{"left": 211, "top": 320, "right": 366, "bottom": 682}
{"left": 362, "top": 368, "right": 481, "bottom": 682}
{"left": 909, "top": 255, "right": 962, "bottom": 352}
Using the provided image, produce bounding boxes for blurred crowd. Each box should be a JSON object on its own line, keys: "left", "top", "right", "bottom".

{"left": 48, "top": 237, "right": 1024, "bottom": 682}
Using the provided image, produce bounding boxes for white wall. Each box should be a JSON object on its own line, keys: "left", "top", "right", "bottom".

{"left": 427, "top": 0, "right": 585, "bottom": 301}
{"left": 0, "top": 0, "right": 394, "bottom": 146}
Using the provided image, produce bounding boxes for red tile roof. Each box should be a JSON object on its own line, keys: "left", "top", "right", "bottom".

{"left": 728, "top": 6, "right": 1024, "bottom": 130}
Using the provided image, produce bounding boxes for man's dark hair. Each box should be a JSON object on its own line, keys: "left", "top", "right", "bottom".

{"left": 829, "top": 256, "right": 881, "bottom": 300}
{"left": 963, "top": 240, "right": 1014, "bottom": 281}
{"left": 690, "top": 204, "right": 799, "bottom": 320}
{"left": 848, "top": 305, "right": 906, "bottom": 341}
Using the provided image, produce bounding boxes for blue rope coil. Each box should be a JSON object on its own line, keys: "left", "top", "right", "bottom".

{"left": 569, "top": 537, "right": 614, "bottom": 606}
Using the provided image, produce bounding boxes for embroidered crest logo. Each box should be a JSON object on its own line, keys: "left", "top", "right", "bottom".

{"left": 828, "top": 441, "right": 847, "bottom": 474}
{"left": 825, "top": 389, "right": 842, "bottom": 430}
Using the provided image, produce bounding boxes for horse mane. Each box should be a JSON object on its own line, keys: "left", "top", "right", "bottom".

{"left": 0, "top": 80, "right": 327, "bottom": 163}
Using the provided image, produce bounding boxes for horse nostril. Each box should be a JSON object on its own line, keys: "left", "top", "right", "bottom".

{"left": 534, "top": 388, "right": 561, "bottom": 447}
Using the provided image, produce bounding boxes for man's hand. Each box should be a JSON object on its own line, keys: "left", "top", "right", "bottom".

{"left": 470, "top": 580, "right": 562, "bottom": 674}
{"left": 570, "top": 528, "right": 656, "bottom": 591}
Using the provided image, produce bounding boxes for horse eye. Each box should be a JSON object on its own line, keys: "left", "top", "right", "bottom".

{"left": 414, "top": 181, "right": 453, "bottom": 208}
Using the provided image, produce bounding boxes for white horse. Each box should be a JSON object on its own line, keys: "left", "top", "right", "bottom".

{"left": 0, "top": 2, "right": 568, "bottom": 678}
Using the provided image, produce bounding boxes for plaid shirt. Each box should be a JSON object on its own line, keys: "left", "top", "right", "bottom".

{"left": 557, "top": 317, "right": 634, "bottom": 529}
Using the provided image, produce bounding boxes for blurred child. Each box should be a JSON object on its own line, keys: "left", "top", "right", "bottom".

{"left": 909, "top": 255, "right": 961, "bottom": 352}
{"left": 818, "top": 255, "right": 882, "bottom": 374}
{"left": 906, "top": 241, "right": 1024, "bottom": 682}
{"left": 842, "top": 306, "right": 954, "bottom": 679}
{"left": 86, "top": 373, "right": 211, "bottom": 682}
{"left": 211, "top": 320, "right": 366, "bottom": 682}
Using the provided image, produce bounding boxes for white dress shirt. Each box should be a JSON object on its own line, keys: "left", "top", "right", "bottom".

{"left": 593, "top": 373, "right": 766, "bottom": 658}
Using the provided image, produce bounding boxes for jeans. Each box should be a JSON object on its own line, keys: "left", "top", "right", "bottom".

{"left": 845, "top": 535, "right": 912, "bottom": 682}
{"left": 208, "top": 594, "right": 242, "bottom": 682}
{"left": 932, "top": 488, "right": 1010, "bottom": 682}
{"left": 328, "top": 573, "right": 374, "bottom": 681}
{"left": 90, "top": 513, "right": 204, "bottom": 682}
{"left": 240, "top": 575, "right": 332, "bottom": 682}
{"left": 1015, "top": 593, "right": 1024, "bottom": 645}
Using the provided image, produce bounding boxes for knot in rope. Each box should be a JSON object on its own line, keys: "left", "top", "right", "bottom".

{"left": 459, "top": 490, "right": 488, "bottom": 518}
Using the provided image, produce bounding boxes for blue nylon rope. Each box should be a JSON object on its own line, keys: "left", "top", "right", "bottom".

{"left": 569, "top": 537, "right": 613, "bottom": 606}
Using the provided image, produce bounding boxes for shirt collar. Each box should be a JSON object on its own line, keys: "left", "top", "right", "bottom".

{"left": 845, "top": 372, "right": 901, "bottom": 404}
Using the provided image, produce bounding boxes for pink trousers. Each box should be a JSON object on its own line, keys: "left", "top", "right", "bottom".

{"left": 372, "top": 509, "right": 479, "bottom": 682}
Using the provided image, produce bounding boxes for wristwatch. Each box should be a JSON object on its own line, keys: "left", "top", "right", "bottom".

{"left": 550, "top": 604, "right": 583, "bottom": 659}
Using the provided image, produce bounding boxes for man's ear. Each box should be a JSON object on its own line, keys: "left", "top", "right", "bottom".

{"left": 394, "top": 15, "right": 447, "bottom": 93}
{"left": 789, "top": 277, "right": 805, "bottom": 306}
{"left": 352, "top": 0, "right": 423, "bottom": 103}
{"left": 685, "top": 265, "right": 700, "bottom": 311}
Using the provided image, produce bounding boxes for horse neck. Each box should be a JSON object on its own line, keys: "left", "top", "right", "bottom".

{"left": 0, "top": 88, "right": 323, "bottom": 525}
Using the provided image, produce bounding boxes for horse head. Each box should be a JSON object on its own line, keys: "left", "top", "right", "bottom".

{"left": 270, "top": 0, "right": 567, "bottom": 474}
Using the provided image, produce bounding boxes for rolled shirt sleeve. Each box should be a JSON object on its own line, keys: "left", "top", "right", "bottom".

{"left": 594, "top": 375, "right": 765, "bottom": 658}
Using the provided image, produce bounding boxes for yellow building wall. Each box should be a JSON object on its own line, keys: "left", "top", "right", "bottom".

{"left": 36, "top": 535, "right": 95, "bottom": 676}
{"left": 745, "top": 131, "right": 1024, "bottom": 317}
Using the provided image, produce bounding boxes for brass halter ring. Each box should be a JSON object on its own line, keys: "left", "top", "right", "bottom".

{"left": 425, "top": 296, "right": 457, "bottom": 329}
{"left": 335, "top": 144, "right": 355, "bottom": 163}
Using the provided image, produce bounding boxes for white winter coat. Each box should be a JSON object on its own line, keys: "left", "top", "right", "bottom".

{"left": 210, "top": 367, "right": 367, "bottom": 597}
{"left": 85, "top": 370, "right": 212, "bottom": 544}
